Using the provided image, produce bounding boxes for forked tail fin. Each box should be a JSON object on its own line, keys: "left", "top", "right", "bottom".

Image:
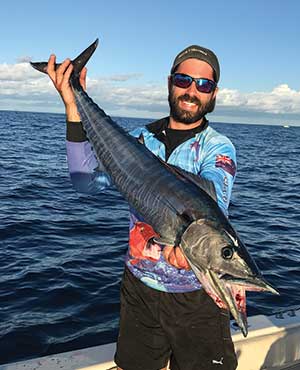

{"left": 30, "top": 39, "right": 99, "bottom": 79}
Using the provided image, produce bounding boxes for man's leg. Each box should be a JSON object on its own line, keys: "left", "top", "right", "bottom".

{"left": 160, "top": 289, "right": 237, "bottom": 370}
{"left": 114, "top": 268, "right": 171, "bottom": 370}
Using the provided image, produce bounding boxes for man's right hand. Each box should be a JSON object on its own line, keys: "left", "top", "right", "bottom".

{"left": 163, "top": 246, "right": 191, "bottom": 270}
{"left": 47, "top": 55, "right": 87, "bottom": 122}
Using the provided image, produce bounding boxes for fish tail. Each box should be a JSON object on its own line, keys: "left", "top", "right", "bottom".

{"left": 30, "top": 39, "right": 99, "bottom": 80}
{"left": 71, "top": 39, "right": 99, "bottom": 82}
{"left": 30, "top": 61, "right": 48, "bottom": 74}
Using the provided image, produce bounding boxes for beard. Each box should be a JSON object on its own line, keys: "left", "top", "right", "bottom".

{"left": 168, "top": 89, "right": 216, "bottom": 125}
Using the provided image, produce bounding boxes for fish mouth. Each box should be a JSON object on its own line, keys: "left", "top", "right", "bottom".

{"left": 220, "top": 273, "right": 279, "bottom": 337}
{"left": 207, "top": 270, "right": 249, "bottom": 337}
{"left": 189, "top": 265, "right": 279, "bottom": 337}
{"left": 221, "top": 274, "right": 279, "bottom": 295}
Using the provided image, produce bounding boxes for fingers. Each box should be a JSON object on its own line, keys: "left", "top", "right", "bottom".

{"left": 47, "top": 54, "right": 56, "bottom": 83}
{"left": 47, "top": 55, "right": 72, "bottom": 91}
{"left": 55, "top": 58, "right": 72, "bottom": 90}
{"left": 46, "top": 55, "right": 78, "bottom": 111}
{"left": 163, "top": 246, "right": 180, "bottom": 268}
{"left": 80, "top": 67, "right": 87, "bottom": 91}
{"left": 174, "top": 247, "right": 191, "bottom": 270}
{"left": 163, "top": 246, "right": 190, "bottom": 270}
{"left": 163, "top": 246, "right": 173, "bottom": 263}
{"left": 46, "top": 55, "right": 88, "bottom": 93}
{"left": 168, "top": 249, "right": 180, "bottom": 268}
{"left": 61, "top": 62, "right": 73, "bottom": 90}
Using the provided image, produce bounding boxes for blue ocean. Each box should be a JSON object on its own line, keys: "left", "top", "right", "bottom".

{"left": 0, "top": 110, "right": 299, "bottom": 365}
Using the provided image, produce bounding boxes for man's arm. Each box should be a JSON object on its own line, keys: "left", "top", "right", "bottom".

{"left": 46, "top": 53, "right": 113, "bottom": 194}
{"left": 47, "top": 54, "right": 85, "bottom": 122}
{"left": 66, "top": 122, "right": 112, "bottom": 193}
{"left": 200, "top": 140, "right": 237, "bottom": 217}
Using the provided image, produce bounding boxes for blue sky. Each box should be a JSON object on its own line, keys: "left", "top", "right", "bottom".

{"left": 1, "top": 0, "right": 300, "bottom": 125}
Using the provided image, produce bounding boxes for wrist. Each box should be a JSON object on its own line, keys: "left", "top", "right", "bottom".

{"left": 65, "top": 103, "right": 80, "bottom": 122}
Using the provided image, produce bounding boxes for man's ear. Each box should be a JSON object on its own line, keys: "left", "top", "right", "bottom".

{"left": 213, "top": 86, "right": 219, "bottom": 99}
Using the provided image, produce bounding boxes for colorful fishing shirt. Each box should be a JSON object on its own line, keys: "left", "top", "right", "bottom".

{"left": 66, "top": 117, "right": 237, "bottom": 293}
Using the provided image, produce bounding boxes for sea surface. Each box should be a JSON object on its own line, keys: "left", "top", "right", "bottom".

{"left": 0, "top": 110, "right": 299, "bottom": 365}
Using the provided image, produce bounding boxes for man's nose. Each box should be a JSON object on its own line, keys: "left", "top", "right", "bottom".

{"left": 185, "top": 80, "right": 199, "bottom": 95}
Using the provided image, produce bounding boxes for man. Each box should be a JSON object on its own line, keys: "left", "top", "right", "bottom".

{"left": 47, "top": 44, "right": 238, "bottom": 370}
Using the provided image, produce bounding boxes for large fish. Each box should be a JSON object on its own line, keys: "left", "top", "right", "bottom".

{"left": 31, "top": 40, "right": 279, "bottom": 337}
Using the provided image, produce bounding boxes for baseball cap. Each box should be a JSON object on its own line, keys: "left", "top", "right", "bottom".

{"left": 171, "top": 45, "right": 220, "bottom": 83}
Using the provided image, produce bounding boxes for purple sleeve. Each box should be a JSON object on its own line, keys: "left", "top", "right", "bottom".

{"left": 66, "top": 138, "right": 112, "bottom": 194}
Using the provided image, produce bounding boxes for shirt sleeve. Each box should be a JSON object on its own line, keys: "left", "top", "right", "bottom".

{"left": 66, "top": 121, "right": 112, "bottom": 194}
{"left": 200, "top": 138, "right": 237, "bottom": 217}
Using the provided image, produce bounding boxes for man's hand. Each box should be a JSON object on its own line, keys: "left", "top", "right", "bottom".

{"left": 47, "top": 55, "right": 87, "bottom": 121}
{"left": 163, "top": 246, "right": 191, "bottom": 270}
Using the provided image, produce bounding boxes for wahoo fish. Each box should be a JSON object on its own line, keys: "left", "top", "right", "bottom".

{"left": 31, "top": 40, "right": 279, "bottom": 337}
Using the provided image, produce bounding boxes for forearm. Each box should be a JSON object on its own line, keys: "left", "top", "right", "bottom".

{"left": 66, "top": 103, "right": 81, "bottom": 122}
{"left": 45, "top": 51, "right": 104, "bottom": 192}
{"left": 66, "top": 121, "right": 112, "bottom": 193}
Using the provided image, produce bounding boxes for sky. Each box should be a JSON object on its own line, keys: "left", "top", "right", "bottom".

{"left": 1, "top": 0, "right": 300, "bottom": 126}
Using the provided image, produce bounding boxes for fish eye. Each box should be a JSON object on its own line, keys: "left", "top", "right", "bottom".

{"left": 221, "top": 246, "right": 234, "bottom": 260}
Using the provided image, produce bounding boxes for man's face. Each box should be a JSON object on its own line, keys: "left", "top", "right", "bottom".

{"left": 168, "top": 58, "right": 218, "bottom": 125}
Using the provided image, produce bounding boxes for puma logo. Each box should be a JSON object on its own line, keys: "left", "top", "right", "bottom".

{"left": 212, "top": 357, "right": 224, "bottom": 365}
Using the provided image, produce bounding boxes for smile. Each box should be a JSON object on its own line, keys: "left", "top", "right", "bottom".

{"left": 180, "top": 101, "right": 198, "bottom": 109}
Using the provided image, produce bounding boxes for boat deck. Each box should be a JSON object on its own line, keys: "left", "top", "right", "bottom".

{"left": 1, "top": 307, "right": 300, "bottom": 370}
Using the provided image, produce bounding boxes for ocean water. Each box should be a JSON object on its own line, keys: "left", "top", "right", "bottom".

{"left": 0, "top": 110, "right": 299, "bottom": 365}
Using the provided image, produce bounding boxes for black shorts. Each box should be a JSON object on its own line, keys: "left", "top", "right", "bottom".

{"left": 114, "top": 267, "right": 237, "bottom": 370}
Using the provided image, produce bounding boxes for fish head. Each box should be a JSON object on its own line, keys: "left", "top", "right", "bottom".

{"left": 180, "top": 219, "right": 256, "bottom": 277}
{"left": 180, "top": 219, "right": 279, "bottom": 337}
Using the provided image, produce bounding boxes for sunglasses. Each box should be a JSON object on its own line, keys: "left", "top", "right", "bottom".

{"left": 171, "top": 73, "right": 217, "bottom": 94}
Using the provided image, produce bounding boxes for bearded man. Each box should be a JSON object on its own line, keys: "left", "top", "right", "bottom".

{"left": 47, "top": 44, "right": 238, "bottom": 370}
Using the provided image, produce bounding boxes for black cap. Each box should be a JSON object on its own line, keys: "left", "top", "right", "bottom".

{"left": 171, "top": 45, "right": 220, "bottom": 83}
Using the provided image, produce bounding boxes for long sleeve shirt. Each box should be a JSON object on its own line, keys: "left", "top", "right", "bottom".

{"left": 66, "top": 117, "right": 237, "bottom": 293}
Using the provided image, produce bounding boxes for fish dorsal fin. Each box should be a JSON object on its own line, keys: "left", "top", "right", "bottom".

{"left": 171, "top": 165, "right": 216, "bottom": 201}
{"left": 179, "top": 210, "right": 196, "bottom": 224}
{"left": 134, "top": 135, "right": 216, "bottom": 208}
{"left": 134, "top": 138, "right": 215, "bottom": 201}
{"left": 137, "top": 133, "right": 145, "bottom": 145}
{"left": 156, "top": 158, "right": 217, "bottom": 202}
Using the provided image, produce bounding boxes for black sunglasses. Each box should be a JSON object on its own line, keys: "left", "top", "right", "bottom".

{"left": 171, "top": 73, "right": 217, "bottom": 94}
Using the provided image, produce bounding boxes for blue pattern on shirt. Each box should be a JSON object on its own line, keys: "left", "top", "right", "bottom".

{"left": 67, "top": 123, "right": 236, "bottom": 292}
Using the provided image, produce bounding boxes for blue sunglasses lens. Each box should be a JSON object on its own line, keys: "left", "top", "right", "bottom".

{"left": 172, "top": 74, "right": 192, "bottom": 88}
{"left": 196, "top": 79, "right": 216, "bottom": 93}
{"left": 172, "top": 73, "right": 216, "bottom": 93}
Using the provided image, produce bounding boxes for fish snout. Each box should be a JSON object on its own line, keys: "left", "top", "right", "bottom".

{"left": 222, "top": 274, "right": 279, "bottom": 295}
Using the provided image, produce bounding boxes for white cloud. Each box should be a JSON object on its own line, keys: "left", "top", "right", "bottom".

{"left": 218, "top": 88, "right": 247, "bottom": 107}
{"left": 16, "top": 56, "right": 32, "bottom": 63}
{"left": 0, "top": 61, "right": 299, "bottom": 123}
{"left": 0, "top": 62, "right": 39, "bottom": 81}
{"left": 218, "top": 85, "right": 300, "bottom": 114}
{"left": 109, "top": 73, "right": 143, "bottom": 82}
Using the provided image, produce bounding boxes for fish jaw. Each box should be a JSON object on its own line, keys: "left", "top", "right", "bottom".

{"left": 188, "top": 261, "right": 249, "bottom": 336}
{"left": 180, "top": 219, "right": 279, "bottom": 337}
{"left": 217, "top": 273, "right": 278, "bottom": 336}
{"left": 210, "top": 270, "right": 249, "bottom": 337}
{"left": 183, "top": 259, "right": 249, "bottom": 336}
{"left": 179, "top": 219, "right": 262, "bottom": 280}
{"left": 182, "top": 250, "right": 278, "bottom": 337}
{"left": 222, "top": 275, "right": 280, "bottom": 295}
